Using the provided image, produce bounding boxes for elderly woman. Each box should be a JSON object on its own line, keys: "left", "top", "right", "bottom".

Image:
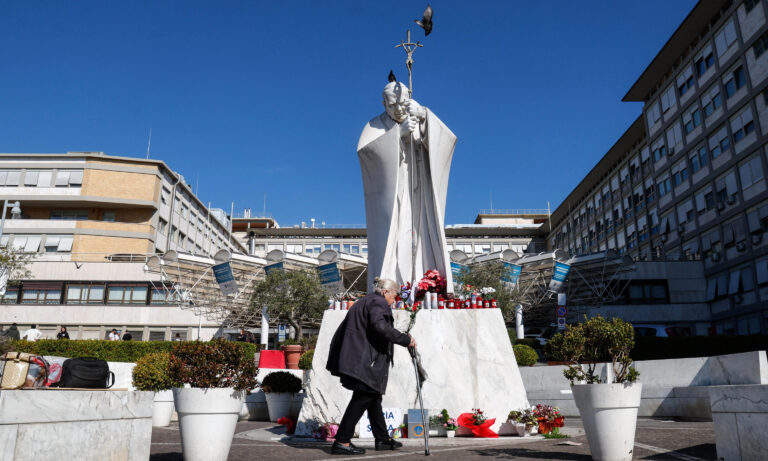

{"left": 326, "top": 278, "right": 416, "bottom": 455}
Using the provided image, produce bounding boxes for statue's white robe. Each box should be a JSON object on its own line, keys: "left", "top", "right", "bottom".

{"left": 357, "top": 109, "right": 456, "bottom": 293}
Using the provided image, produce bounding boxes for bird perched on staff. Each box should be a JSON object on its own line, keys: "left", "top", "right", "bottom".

{"left": 415, "top": 4, "right": 433, "bottom": 36}
{"left": 388, "top": 70, "right": 396, "bottom": 82}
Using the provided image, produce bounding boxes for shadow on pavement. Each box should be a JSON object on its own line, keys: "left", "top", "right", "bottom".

{"left": 469, "top": 448, "right": 592, "bottom": 460}
{"left": 642, "top": 443, "right": 717, "bottom": 460}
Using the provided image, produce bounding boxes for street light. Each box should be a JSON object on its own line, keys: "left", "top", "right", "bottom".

{"left": 0, "top": 200, "right": 22, "bottom": 243}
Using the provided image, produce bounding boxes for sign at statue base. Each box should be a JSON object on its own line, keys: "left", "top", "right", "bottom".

{"left": 359, "top": 408, "right": 402, "bottom": 438}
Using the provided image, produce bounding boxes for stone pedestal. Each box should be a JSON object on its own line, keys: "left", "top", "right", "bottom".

{"left": 0, "top": 390, "right": 153, "bottom": 461}
{"left": 295, "top": 309, "right": 528, "bottom": 435}
{"left": 709, "top": 384, "right": 768, "bottom": 460}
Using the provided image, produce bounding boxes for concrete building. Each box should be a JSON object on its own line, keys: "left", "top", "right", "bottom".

{"left": 0, "top": 152, "right": 246, "bottom": 340}
{"left": 549, "top": 0, "right": 768, "bottom": 335}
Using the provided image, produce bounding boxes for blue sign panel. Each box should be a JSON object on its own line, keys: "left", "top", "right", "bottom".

{"left": 212, "top": 262, "right": 238, "bottom": 296}
{"left": 317, "top": 262, "right": 344, "bottom": 294}
{"left": 501, "top": 262, "right": 521, "bottom": 287}
{"left": 548, "top": 261, "right": 571, "bottom": 292}
{"left": 264, "top": 262, "right": 284, "bottom": 274}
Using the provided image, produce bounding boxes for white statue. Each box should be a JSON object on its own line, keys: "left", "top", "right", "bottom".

{"left": 358, "top": 81, "right": 456, "bottom": 293}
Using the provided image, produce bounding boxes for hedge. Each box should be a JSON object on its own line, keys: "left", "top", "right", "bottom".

{"left": 513, "top": 344, "right": 538, "bottom": 366}
{"left": 11, "top": 339, "right": 261, "bottom": 363}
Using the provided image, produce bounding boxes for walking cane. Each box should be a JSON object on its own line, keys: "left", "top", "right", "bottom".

{"left": 409, "top": 347, "right": 430, "bottom": 456}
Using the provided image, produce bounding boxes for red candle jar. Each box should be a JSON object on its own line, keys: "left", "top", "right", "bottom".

{"left": 484, "top": 299, "right": 490, "bottom": 308}
{"left": 447, "top": 299, "right": 455, "bottom": 309}
{"left": 492, "top": 299, "right": 497, "bottom": 308}
{"left": 438, "top": 297, "right": 445, "bottom": 309}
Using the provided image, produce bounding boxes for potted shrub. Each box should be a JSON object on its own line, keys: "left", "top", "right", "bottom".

{"left": 168, "top": 340, "right": 258, "bottom": 461}
{"left": 261, "top": 371, "right": 303, "bottom": 422}
{"left": 279, "top": 339, "right": 303, "bottom": 370}
{"left": 438, "top": 409, "right": 457, "bottom": 437}
{"left": 298, "top": 349, "right": 314, "bottom": 371}
{"left": 532, "top": 404, "right": 564, "bottom": 436}
{"left": 548, "top": 316, "right": 640, "bottom": 461}
{"left": 132, "top": 352, "right": 180, "bottom": 427}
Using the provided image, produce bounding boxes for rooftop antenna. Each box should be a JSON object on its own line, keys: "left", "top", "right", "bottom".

{"left": 145, "top": 128, "right": 152, "bottom": 159}
{"left": 490, "top": 191, "right": 494, "bottom": 213}
{"left": 195, "top": 173, "right": 199, "bottom": 196}
{"left": 263, "top": 193, "right": 266, "bottom": 218}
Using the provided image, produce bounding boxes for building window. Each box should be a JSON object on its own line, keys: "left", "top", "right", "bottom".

{"left": 158, "top": 218, "right": 167, "bottom": 234}
{"left": 181, "top": 204, "right": 188, "bottom": 219}
{"left": 657, "top": 176, "right": 672, "bottom": 198}
{"left": 702, "top": 86, "right": 722, "bottom": 118}
{"left": 647, "top": 101, "right": 661, "bottom": 125}
{"left": 683, "top": 108, "right": 702, "bottom": 134}
{"left": 714, "top": 19, "right": 738, "bottom": 57}
{"left": 102, "top": 212, "right": 116, "bottom": 222}
{"left": 754, "top": 31, "right": 768, "bottom": 59}
{"left": 24, "top": 170, "right": 53, "bottom": 187}
{"left": 708, "top": 126, "right": 731, "bottom": 159}
{"left": 50, "top": 210, "right": 88, "bottom": 220}
{"left": 745, "top": 0, "right": 760, "bottom": 13}
{"left": 21, "top": 285, "right": 62, "bottom": 304}
{"left": 11, "top": 235, "right": 41, "bottom": 253}
{"left": 724, "top": 66, "right": 746, "bottom": 99}
{"left": 106, "top": 284, "right": 148, "bottom": 305}
{"left": 677, "top": 66, "right": 695, "bottom": 96}
{"left": 161, "top": 188, "right": 170, "bottom": 205}
{"left": 285, "top": 244, "right": 303, "bottom": 253}
{"left": 43, "top": 235, "right": 74, "bottom": 253}
{"left": 731, "top": 107, "right": 755, "bottom": 144}
{"left": 342, "top": 243, "right": 360, "bottom": 254}
{"left": 695, "top": 46, "right": 714, "bottom": 77}
{"left": 660, "top": 86, "right": 677, "bottom": 113}
{"left": 323, "top": 243, "right": 341, "bottom": 252}
{"left": 652, "top": 139, "right": 667, "bottom": 162}
{"left": 739, "top": 155, "right": 765, "bottom": 190}
{"left": 626, "top": 281, "right": 669, "bottom": 304}
{"left": 690, "top": 145, "right": 709, "bottom": 173}
{"left": 65, "top": 284, "right": 105, "bottom": 304}
{"left": 54, "top": 170, "right": 83, "bottom": 187}
{"left": 1, "top": 287, "right": 19, "bottom": 304}
{"left": 0, "top": 170, "right": 21, "bottom": 186}
{"left": 304, "top": 244, "right": 321, "bottom": 254}
{"left": 150, "top": 288, "right": 178, "bottom": 305}
{"left": 673, "top": 163, "right": 689, "bottom": 188}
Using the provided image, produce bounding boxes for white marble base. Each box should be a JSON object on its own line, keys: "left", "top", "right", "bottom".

{"left": 709, "top": 384, "right": 768, "bottom": 461}
{"left": 296, "top": 310, "right": 529, "bottom": 435}
{"left": 0, "top": 390, "right": 153, "bottom": 461}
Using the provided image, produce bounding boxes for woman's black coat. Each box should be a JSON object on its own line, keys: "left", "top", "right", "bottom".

{"left": 326, "top": 293, "right": 410, "bottom": 394}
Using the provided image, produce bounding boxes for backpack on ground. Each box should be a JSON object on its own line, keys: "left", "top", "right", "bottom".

{"left": 56, "top": 357, "right": 115, "bottom": 389}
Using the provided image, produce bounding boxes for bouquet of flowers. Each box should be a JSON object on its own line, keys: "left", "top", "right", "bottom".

{"left": 480, "top": 287, "right": 496, "bottom": 297}
{"left": 532, "top": 404, "right": 564, "bottom": 435}
{"left": 399, "top": 282, "right": 412, "bottom": 303}
{"left": 416, "top": 269, "right": 447, "bottom": 298}
{"left": 471, "top": 408, "right": 486, "bottom": 426}
{"left": 440, "top": 409, "right": 457, "bottom": 430}
{"left": 312, "top": 421, "right": 339, "bottom": 441}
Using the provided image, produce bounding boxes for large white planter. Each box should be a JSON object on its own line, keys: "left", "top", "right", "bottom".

{"left": 265, "top": 392, "right": 293, "bottom": 422}
{"left": 152, "top": 389, "right": 175, "bottom": 427}
{"left": 173, "top": 387, "right": 244, "bottom": 461}
{"left": 572, "top": 383, "right": 642, "bottom": 461}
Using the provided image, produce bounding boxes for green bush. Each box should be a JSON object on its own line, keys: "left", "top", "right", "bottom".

{"left": 10, "top": 339, "right": 259, "bottom": 363}
{"left": 513, "top": 344, "right": 538, "bottom": 366}
{"left": 547, "top": 316, "right": 639, "bottom": 385}
{"left": 169, "top": 339, "right": 258, "bottom": 391}
{"left": 132, "top": 352, "right": 180, "bottom": 392}
{"left": 298, "top": 350, "right": 314, "bottom": 370}
{"left": 261, "top": 371, "right": 303, "bottom": 394}
{"left": 299, "top": 335, "right": 318, "bottom": 351}
{"left": 515, "top": 338, "right": 540, "bottom": 349}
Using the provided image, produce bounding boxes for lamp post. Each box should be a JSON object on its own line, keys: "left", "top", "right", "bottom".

{"left": 0, "top": 200, "right": 21, "bottom": 243}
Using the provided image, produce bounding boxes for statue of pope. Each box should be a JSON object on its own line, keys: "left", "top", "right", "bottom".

{"left": 357, "top": 81, "right": 456, "bottom": 294}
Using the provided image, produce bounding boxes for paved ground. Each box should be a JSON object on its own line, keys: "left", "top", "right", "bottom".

{"left": 150, "top": 417, "right": 717, "bottom": 460}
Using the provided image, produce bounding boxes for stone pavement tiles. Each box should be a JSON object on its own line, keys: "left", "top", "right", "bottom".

{"left": 149, "top": 418, "right": 717, "bottom": 460}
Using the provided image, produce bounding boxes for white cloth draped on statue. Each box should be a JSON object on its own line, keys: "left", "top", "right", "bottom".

{"left": 358, "top": 108, "right": 456, "bottom": 293}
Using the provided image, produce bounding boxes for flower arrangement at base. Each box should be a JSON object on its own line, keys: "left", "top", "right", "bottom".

{"left": 312, "top": 421, "right": 339, "bottom": 441}
{"left": 507, "top": 408, "right": 537, "bottom": 433}
{"left": 440, "top": 409, "right": 457, "bottom": 431}
{"left": 532, "top": 404, "right": 564, "bottom": 435}
{"left": 456, "top": 408, "right": 498, "bottom": 438}
{"left": 416, "top": 269, "right": 447, "bottom": 298}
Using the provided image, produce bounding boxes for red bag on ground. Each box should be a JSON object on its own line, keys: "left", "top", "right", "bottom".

{"left": 457, "top": 413, "right": 499, "bottom": 438}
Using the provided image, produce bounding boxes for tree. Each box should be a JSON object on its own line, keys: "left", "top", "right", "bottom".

{"left": 0, "top": 246, "right": 32, "bottom": 295}
{"left": 455, "top": 261, "right": 523, "bottom": 322}
{"left": 249, "top": 269, "right": 328, "bottom": 339}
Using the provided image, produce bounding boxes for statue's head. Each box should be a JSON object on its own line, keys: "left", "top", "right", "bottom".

{"left": 382, "top": 81, "right": 410, "bottom": 123}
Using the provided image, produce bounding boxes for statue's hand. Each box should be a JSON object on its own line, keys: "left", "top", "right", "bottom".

{"left": 405, "top": 99, "right": 427, "bottom": 121}
{"left": 400, "top": 115, "right": 420, "bottom": 138}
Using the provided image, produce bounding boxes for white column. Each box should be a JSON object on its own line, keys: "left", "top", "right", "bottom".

{"left": 515, "top": 304, "right": 524, "bottom": 340}
{"left": 260, "top": 306, "right": 269, "bottom": 347}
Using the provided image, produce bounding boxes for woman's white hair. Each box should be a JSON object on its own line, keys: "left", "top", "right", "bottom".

{"left": 374, "top": 277, "right": 398, "bottom": 295}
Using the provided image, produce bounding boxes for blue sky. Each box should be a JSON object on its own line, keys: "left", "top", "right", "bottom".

{"left": 0, "top": 1, "right": 698, "bottom": 226}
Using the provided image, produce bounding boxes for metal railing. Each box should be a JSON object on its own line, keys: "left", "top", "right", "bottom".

{"left": 478, "top": 209, "right": 550, "bottom": 215}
